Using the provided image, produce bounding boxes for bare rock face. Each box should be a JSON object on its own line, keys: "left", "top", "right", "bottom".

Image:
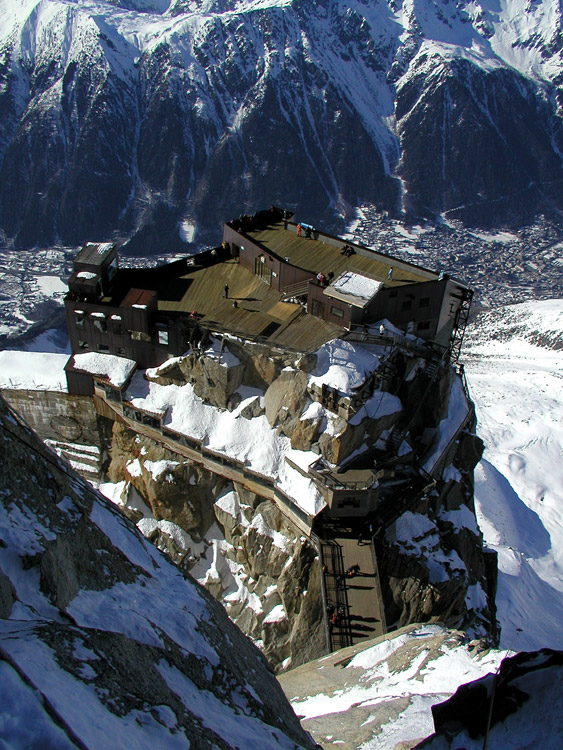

{"left": 208, "top": 489, "right": 326, "bottom": 670}
{"left": 289, "top": 415, "right": 322, "bottom": 451}
{"left": 264, "top": 368, "right": 309, "bottom": 428}
{"left": 174, "top": 349, "right": 245, "bottom": 409}
{"left": 239, "top": 395, "right": 265, "bottom": 420}
{"left": 107, "top": 422, "right": 222, "bottom": 535}
{"left": 225, "top": 340, "right": 287, "bottom": 390}
{"left": 0, "top": 396, "right": 316, "bottom": 749}
{"left": 105, "top": 424, "right": 326, "bottom": 671}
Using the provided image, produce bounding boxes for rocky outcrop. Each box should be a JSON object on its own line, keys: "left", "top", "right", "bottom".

{"left": 0, "top": 396, "right": 316, "bottom": 749}
{"left": 147, "top": 339, "right": 290, "bottom": 410}
{"left": 418, "top": 649, "right": 563, "bottom": 748}
{"left": 107, "top": 421, "right": 221, "bottom": 535}
{"left": 279, "top": 623, "right": 506, "bottom": 750}
{"left": 213, "top": 489, "right": 326, "bottom": 669}
{"left": 105, "top": 337, "right": 497, "bottom": 656}
{"left": 105, "top": 422, "right": 326, "bottom": 671}
{"left": 377, "top": 420, "right": 497, "bottom": 640}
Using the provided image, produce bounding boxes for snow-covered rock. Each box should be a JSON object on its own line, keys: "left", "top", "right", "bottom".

{"left": 0, "top": 395, "right": 315, "bottom": 749}
{"left": 279, "top": 623, "right": 507, "bottom": 749}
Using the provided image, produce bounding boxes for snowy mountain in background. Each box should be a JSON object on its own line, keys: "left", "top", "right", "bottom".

{"left": 1, "top": 0, "right": 563, "bottom": 251}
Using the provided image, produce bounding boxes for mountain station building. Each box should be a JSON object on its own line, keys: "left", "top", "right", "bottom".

{"left": 64, "top": 208, "right": 472, "bottom": 396}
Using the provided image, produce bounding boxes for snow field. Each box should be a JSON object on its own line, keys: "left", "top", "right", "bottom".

{"left": 464, "top": 299, "right": 563, "bottom": 651}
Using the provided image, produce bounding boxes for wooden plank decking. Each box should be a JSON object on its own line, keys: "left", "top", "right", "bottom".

{"left": 247, "top": 223, "right": 434, "bottom": 286}
{"left": 155, "top": 258, "right": 343, "bottom": 352}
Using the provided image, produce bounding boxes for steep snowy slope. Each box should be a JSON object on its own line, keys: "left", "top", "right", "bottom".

{"left": 464, "top": 299, "right": 563, "bottom": 652}
{"left": 0, "top": 394, "right": 316, "bottom": 749}
{"left": 0, "top": 0, "right": 563, "bottom": 250}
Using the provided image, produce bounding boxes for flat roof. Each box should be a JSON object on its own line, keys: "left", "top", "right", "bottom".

{"left": 74, "top": 242, "right": 116, "bottom": 266}
{"left": 69, "top": 352, "right": 136, "bottom": 388}
{"left": 154, "top": 259, "right": 343, "bottom": 352}
{"left": 245, "top": 221, "right": 437, "bottom": 286}
{"left": 324, "top": 272, "right": 384, "bottom": 308}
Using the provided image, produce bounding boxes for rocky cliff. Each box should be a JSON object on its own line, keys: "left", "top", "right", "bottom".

{"left": 0, "top": 394, "right": 316, "bottom": 749}
{"left": 98, "top": 333, "right": 497, "bottom": 670}
{"left": 1, "top": 0, "right": 563, "bottom": 251}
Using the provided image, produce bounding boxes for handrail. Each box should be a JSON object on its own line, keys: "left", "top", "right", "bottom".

{"left": 309, "top": 464, "right": 377, "bottom": 491}
{"left": 344, "top": 327, "right": 439, "bottom": 360}
{"left": 281, "top": 279, "right": 311, "bottom": 296}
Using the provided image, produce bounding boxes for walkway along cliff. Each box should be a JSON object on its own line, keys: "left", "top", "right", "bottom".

{"left": 15, "top": 208, "right": 499, "bottom": 670}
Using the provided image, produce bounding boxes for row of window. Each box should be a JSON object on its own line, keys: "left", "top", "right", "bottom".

{"left": 401, "top": 296, "right": 430, "bottom": 311}
{"left": 76, "top": 317, "right": 169, "bottom": 346}
{"left": 78, "top": 341, "right": 127, "bottom": 355}
{"left": 76, "top": 317, "right": 123, "bottom": 334}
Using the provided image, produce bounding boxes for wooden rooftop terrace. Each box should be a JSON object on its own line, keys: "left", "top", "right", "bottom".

{"left": 155, "top": 258, "right": 342, "bottom": 352}
{"left": 246, "top": 221, "right": 437, "bottom": 286}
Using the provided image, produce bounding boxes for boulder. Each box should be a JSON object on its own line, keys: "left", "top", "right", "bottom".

{"left": 239, "top": 395, "right": 265, "bottom": 420}
{"left": 192, "top": 354, "right": 245, "bottom": 409}
{"left": 289, "top": 416, "right": 322, "bottom": 451}
{"left": 318, "top": 417, "right": 363, "bottom": 464}
{"left": 296, "top": 353, "right": 318, "bottom": 373}
{"left": 264, "top": 369, "right": 309, "bottom": 427}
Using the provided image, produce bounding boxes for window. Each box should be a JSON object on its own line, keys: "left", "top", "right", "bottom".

{"left": 130, "top": 330, "right": 151, "bottom": 342}
{"left": 419, "top": 297, "right": 430, "bottom": 308}
{"left": 113, "top": 321, "right": 123, "bottom": 335}
{"left": 97, "top": 344, "right": 110, "bottom": 352}
{"left": 158, "top": 329, "right": 169, "bottom": 345}
{"left": 76, "top": 317, "right": 85, "bottom": 329}
{"left": 337, "top": 496, "right": 360, "bottom": 508}
{"left": 330, "top": 305, "right": 344, "bottom": 318}
{"left": 402, "top": 299, "right": 412, "bottom": 311}
{"left": 417, "top": 321, "right": 431, "bottom": 331}
{"left": 116, "top": 347, "right": 126, "bottom": 355}
{"left": 107, "top": 257, "right": 118, "bottom": 281}
{"left": 78, "top": 340, "right": 89, "bottom": 349}
{"left": 93, "top": 319, "right": 107, "bottom": 333}
{"left": 104, "top": 385, "right": 121, "bottom": 403}
{"left": 311, "top": 299, "right": 325, "bottom": 317}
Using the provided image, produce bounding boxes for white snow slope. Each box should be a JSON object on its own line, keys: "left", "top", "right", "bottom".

{"left": 464, "top": 299, "right": 563, "bottom": 652}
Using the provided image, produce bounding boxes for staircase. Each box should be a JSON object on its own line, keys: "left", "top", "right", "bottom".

{"left": 319, "top": 540, "right": 354, "bottom": 651}
{"left": 45, "top": 440, "right": 102, "bottom": 484}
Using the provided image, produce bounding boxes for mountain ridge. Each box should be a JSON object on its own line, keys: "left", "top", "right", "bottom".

{"left": 1, "top": 0, "right": 563, "bottom": 250}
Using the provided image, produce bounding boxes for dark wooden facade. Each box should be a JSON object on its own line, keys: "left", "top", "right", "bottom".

{"left": 225, "top": 212, "right": 472, "bottom": 348}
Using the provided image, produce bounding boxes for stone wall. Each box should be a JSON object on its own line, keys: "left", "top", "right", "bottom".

{"left": 1, "top": 389, "right": 104, "bottom": 447}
